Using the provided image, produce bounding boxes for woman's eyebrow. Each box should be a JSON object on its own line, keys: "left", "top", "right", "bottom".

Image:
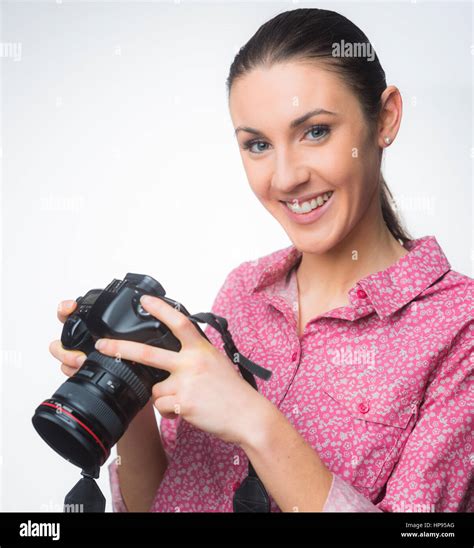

{"left": 234, "top": 108, "right": 338, "bottom": 138}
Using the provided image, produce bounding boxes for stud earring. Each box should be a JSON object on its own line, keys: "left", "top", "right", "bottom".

{"left": 384, "top": 136, "right": 391, "bottom": 145}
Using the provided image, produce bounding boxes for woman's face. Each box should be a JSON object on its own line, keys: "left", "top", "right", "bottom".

{"left": 229, "top": 61, "right": 384, "bottom": 254}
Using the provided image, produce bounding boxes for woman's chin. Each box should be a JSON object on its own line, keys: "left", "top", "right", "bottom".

{"left": 283, "top": 228, "right": 337, "bottom": 255}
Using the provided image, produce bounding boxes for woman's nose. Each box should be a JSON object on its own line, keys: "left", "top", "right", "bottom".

{"left": 271, "top": 149, "right": 311, "bottom": 195}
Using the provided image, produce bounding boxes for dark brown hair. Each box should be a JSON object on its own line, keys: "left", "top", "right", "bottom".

{"left": 226, "top": 8, "right": 412, "bottom": 245}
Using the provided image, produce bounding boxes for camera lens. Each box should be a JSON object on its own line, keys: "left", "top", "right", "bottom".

{"left": 32, "top": 351, "right": 158, "bottom": 470}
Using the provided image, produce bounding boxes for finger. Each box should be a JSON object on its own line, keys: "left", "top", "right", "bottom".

{"left": 153, "top": 395, "right": 182, "bottom": 417}
{"left": 95, "top": 338, "right": 179, "bottom": 373}
{"left": 60, "top": 362, "right": 79, "bottom": 378}
{"left": 139, "top": 295, "right": 203, "bottom": 348}
{"left": 57, "top": 300, "right": 77, "bottom": 324}
{"left": 151, "top": 377, "right": 177, "bottom": 400}
{"left": 49, "top": 339, "right": 87, "bottom": 368}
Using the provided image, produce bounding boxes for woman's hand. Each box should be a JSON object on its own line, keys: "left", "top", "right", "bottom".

{"left": 94, "top": 295, "right": 263, "bottom": 446}
{"left": 49, "top": 300, "right": 88, "bottom": 377}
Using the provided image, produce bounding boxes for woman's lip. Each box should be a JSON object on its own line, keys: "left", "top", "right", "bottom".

{"left": 279, "top": 192, "right": 334, "bottom": 225}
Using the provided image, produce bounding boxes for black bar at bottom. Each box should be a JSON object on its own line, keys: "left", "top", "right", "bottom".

{"left": 0, "top": 512, "right": 471, "bottom": 546}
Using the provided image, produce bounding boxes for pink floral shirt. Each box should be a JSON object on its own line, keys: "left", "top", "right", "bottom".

{"left": 109, "top": 235, "right": 473, "bottom": 512}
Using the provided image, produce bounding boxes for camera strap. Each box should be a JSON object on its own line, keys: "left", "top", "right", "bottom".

{"left": 189, "top": 312, "right": 272, "bottom": 384}
{"left": 64, "top": 465, "right": 105, "bottom": 513}
{"left": 188, "top": 312, "right": 272, "bottom": 513}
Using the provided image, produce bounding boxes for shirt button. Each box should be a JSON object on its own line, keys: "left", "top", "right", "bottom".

{"left": 232, "top": 481, "right": 240, "bottom": 492}
{"left": 291, "top": 351, "right": 298, "bottom": 362}
{"left": 356, "top": 289, "right": 367, "bottom": 299}
{"left": 358, "top": 402, "right": 370, "bottom": 414}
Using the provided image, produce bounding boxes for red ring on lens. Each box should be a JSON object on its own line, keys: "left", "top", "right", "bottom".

{"left": 40, "top": 401, "right": 107, "bottom": 457}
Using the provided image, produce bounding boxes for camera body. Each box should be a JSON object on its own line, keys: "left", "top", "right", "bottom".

{"left": 32, "top": 273, "right": 206, "bottom": 471}
{"left": 61, "top": 272, "right": 187, "bottom": 383}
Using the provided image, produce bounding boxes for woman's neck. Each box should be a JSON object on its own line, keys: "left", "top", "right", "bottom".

{"left": 296, "top": 213, "right": 409, "bottom": 300}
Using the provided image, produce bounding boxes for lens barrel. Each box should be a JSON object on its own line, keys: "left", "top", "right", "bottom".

{"left": 32, "top": 351, "right": 154, "bottom": 469}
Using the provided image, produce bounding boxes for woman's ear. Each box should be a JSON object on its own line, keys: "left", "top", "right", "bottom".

{"left": 377, "top": 85, "right": 403, "bottom": 148}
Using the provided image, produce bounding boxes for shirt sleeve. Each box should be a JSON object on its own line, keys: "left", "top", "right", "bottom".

{"left": 322, "top": 473, "right": 383, "bottom": 512}
{"left": 159, "top": 416, "right": 179, "bottom": 461}
{"left": 323, "top": 320, "right": 474, "bottom": 512}
{"left": 107, "top": 414, "right": 180, "bottom": 512}
{"left": 108, "top": 460, "right": 129, "bottom": 512}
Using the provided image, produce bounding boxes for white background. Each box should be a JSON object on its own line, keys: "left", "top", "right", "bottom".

{"left": 1, "top": 0, "right": 472, "bottom": 511}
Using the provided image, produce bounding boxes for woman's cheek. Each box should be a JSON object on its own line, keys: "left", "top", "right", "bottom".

{"left": 318, "top": 141, "right": 354, "bottom": 181}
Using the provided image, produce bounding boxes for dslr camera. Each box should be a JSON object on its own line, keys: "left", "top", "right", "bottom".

{"left": 32, "top": 273, "right": 208, "bottom": 472}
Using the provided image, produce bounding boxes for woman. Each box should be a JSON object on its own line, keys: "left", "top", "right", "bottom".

{"left": 50, "top": 8, "right": 473, "bottom": 512}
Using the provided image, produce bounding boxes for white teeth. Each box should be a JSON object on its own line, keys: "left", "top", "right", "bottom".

{"left": 285, "top": 191, "right": 333, "bottom": 214}
{"left": 300, "top": 201, "right": 312, "bottom": 213}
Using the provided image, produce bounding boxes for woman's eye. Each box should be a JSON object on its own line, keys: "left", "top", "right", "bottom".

{"left": 243, "top": 140, "right": 269, "bottom": 154}
{"left": 242, "top": 125, "right": 330, "bottom": 155}
{"left": 306, "top": 125, "right": 330, "bottom": 140}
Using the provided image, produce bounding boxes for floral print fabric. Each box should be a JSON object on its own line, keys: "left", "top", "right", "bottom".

{"left": 109, "top": 235, "right": 473, "bottom": 512}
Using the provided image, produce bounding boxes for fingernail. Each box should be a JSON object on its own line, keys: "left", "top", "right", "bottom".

{"left": 95, "top": 339, "right": 105, "bottom": 350}
{"left": 140, "top": 295, "right": 153, "bottom": 305}
{"left": 76, "top": 355, "right": 87, "bottom": 367}
{"left": 58, "top": 301, "right": 74, "bottom": 313}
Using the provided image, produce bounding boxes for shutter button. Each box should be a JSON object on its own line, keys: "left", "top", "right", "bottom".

{"left": 358, "top": 402, "right": 370, "bottom": 414}
{"left": 356, "top": 289, "right": 367, "bottom": 299}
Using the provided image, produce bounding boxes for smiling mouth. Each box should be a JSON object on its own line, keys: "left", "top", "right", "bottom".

{"left": 281, "top": 191, "right": 334, "bottom": 214}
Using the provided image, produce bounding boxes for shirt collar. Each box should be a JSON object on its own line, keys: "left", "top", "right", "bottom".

{"left": 248, "top": 235, "right": 451, "bottom": 320}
